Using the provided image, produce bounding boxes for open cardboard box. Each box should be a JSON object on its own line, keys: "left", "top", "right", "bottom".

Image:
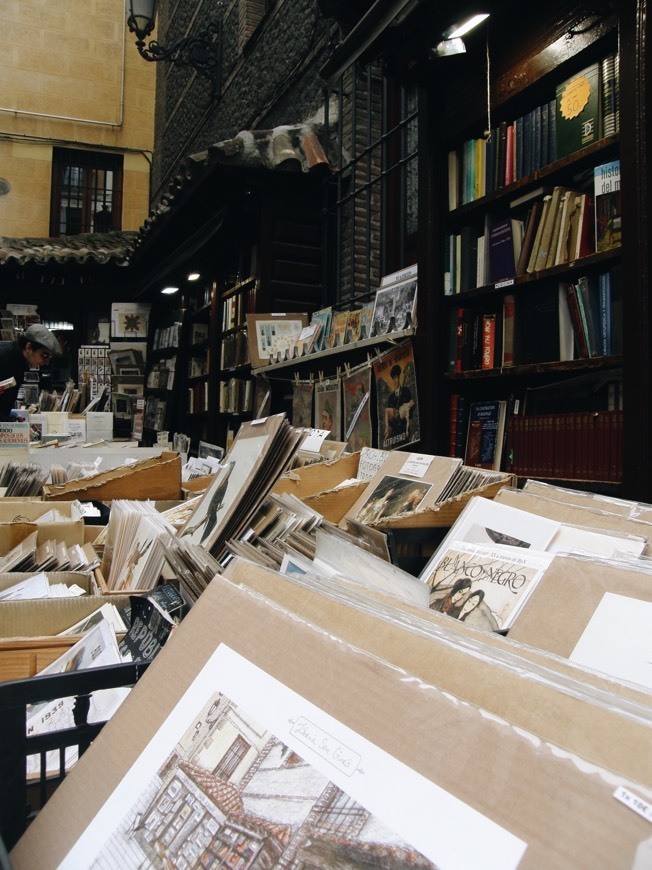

{"left": 0, "top": 594, "right": 131, "bottom": 681}
{"left": 367, "top": 473, "right": 516, "bottom": 530}
{"left": 0, "top": 500, "right": 85, "bottom": 551}
{"left": 271, "top": 451, "right": 363, "bottom": 523}
{"left": 0, "top": 571, "right": 94, "bottom": 597}
{"left": 42, "top": 452, "right": 182, "bottom": 502}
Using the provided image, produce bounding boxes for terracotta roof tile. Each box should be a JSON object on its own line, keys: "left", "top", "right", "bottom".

{"left": 0, "top": 231, "right": 137, "bottom": 268}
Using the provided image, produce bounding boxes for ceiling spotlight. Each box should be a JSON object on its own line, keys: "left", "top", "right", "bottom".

{"left": 161, "top": 286, "right": 179, "bottom": 295}
{"left": 187, "top": 272, "right": 201, "bottom": 281}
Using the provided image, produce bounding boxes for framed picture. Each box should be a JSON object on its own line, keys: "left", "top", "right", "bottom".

{"left": 246, "top": 313, "right": 309, "bottom": 367}
{"left": 111, "top": 392, "right": 133, "bottom": 420}
{"left": 108, "top": 348, "right": 142, "bottom": 374}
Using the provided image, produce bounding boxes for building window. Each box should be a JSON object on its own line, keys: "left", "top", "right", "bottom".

{"left": 50, "top": 148, "right": 123, "bottom": 236}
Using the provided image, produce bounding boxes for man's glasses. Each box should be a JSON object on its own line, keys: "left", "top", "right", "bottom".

{"left": 37, "top": 350, "right": 52, "bottom": 361}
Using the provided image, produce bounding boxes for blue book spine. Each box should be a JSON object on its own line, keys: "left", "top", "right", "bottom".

{"left": 515, "top": 115, "right": 525, "bottom": 180}
{"left": 523, "top": 111, "right": 533, "bottom": 177}
{"left": 598, "top": 271, "right": 611, "bottom": 355}
{"left": 548, "top": 99, "right": 557, "bottom": 163}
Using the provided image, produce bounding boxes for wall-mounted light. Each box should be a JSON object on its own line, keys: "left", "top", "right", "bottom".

{"left": 161, "top": 286, "right": 179, "bottom": 295}
{"left": 126, "top": 0, "right": 222, "bottom": 96}
{"left": 447, "top": 13, "right": 489, "bottom": 39}
{"left": 432, "top": 12, "right": 489, "bottom": 58}
{"left": 187, "top": 272, "right": 201, "bottom": 281}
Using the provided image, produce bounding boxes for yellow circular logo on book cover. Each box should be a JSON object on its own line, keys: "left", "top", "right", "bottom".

{"left": 559, "top": 73, "right": 592, "bottom": 120}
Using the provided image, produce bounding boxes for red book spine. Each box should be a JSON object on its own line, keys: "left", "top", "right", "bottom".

{"left": 481, "top": 313, "right": 496, "bottom": 369}
{"left": 505, "top": 122, "right": 516, "bottom": 186}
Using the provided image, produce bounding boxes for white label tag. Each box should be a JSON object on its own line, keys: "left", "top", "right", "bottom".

{"left": 400, "top": 454, "right": 432, "bottom": 478}
{"left": 614, "top": 787, "right": 652, "bottom": 824}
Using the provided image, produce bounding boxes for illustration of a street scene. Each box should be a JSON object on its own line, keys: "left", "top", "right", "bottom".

{"left": 90, "top": 691, "right": 436, "bottom": 869}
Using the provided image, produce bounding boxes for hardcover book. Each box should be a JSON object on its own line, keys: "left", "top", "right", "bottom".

{"left": 464, "top": 400, "right": 507, "bottom": 471}
{"left": 555, "top": 63, "right": 600, "bottom": 159}
{"left": 488, "top": 219, "right": 517, "bottom": 282}
{"left": 594, "top": 159, "right": 622, "bottom": 252}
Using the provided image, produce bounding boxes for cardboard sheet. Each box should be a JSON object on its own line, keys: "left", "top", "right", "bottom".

{"left": 11, "top": 574, "right": 652, "bottom": 869}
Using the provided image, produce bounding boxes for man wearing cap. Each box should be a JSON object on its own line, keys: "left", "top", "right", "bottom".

{"left": 0, "top": 324, "right": 61, "bottom": 420}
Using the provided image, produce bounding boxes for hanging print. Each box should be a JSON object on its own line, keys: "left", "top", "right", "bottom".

{"left": 343, "top": 365, "right": 373, "bottom": 452}
{"left": 373, "top": 340, "right": 420, "bottom": 450}
{"left": 292, "top": 379, "right": 314, "bottom": 428}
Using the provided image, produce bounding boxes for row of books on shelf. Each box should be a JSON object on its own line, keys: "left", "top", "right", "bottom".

{"left": 219, "top": 377, "right": 254, "bottom": 414}
{"left": 151, "top": 322, "right": 182, "bottom": 351}
{"left": 220, "top": 329, "right": 250, "bottom": 369}
{"left": 449, "top": 267, "right": 622, "bottom": 372}
{"left": 450, "top": 375, "right": 623, "bottom": 481}
{"left": 187, "top": 380, "right": 209, "bottom": 414}
{"left": 445, "top": 160, "right": 620, "bottom": 293}
{"left": 448, "top": 52, "right": 619, "bottom": 208}
{"left": 505, "top": 410, "right": 623, "bottom": 482}
{"left": 221, "top": 280, "right": 257, "bottom": 332}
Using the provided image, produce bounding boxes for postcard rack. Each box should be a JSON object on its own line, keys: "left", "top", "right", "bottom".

{"left": 0, "top": 661, "right": 149, "bottom": 853}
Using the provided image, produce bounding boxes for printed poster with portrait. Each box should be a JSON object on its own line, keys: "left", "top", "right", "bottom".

{"left": 314, "top": 379, "right": 341, "bottom": 441}
{"left": 373, "top": 340, "right": 420, "bottom": 450}
{"left": 343, "top": 366, "right": 372, "bottom": 452}
{"left": 292, "top": 380, "right": 314, "bottom": 428}
{"left": 423, "top": 540, "right": 553, "bottom": 632}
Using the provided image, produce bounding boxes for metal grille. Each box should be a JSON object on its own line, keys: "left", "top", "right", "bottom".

{"left": 325, "top": 63, "right": 418, "bottom": 302}
{"left": 50, "top": 148, "right": 123, "bottom": 236}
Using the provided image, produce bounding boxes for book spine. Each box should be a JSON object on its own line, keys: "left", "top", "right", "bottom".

{"left": 598, "top": 271, "right": 611, "bottom": 355}
{"left": 562, "top": 282, "right": 589, "bottom": 358}
{"left": 502, "top": 294, "right": 516, "bottom": 367}
{"left": 481, "top": 313, "right": 496, "bottom": 369}
{"left": 601, "top": 53, "right": 618, "bottom": 137}
{"left": 505, "top": 123, "right": 515, "bottom": 186}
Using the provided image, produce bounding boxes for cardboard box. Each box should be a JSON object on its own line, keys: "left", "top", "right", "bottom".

{"left": 272, "top": 452, "right": 362, "bottom": 523}
{"left": 0, "top": 595, "right": 131, "bottom": 681}
{"left": 368, "top": 475, "right": 516, "bottom": 529}
{"left": 181, "top": 474, "right": 216, "bottom": 498}
{"left": 42, "top": 452, "right": 182, "bottom": 502}
{"left": 0, "top": 571, "right": 93, "bottom": 597}
{"left": 10, "top": 575, "right": 652, "bottom": 868}
{"left": 0, "top": 500, "right": 85, "bottom": 551}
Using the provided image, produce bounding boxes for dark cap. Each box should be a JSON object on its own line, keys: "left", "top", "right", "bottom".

{"left": 24, "top": 324, "right": 61, "bottom": 357}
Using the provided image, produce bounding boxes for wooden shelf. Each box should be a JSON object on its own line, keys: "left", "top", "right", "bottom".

{"left": 446, "top": 355, "right": 621, "bottom": 381}
{"left": 252, "top": 327, "right": 415, "bottom": 375}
